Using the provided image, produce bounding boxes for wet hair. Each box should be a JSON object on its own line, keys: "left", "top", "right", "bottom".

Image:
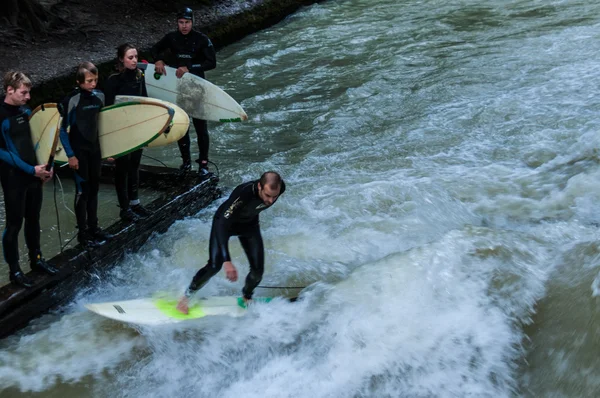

{"left": 3, "top": 71, "right": 32, "bottom": 92}
{"left": 116, "top": 43, "right": 138, "bottom": 72}
{"left": 75, "top": 61, "right": 98, "bottom": 84}
{"left": 260, "top": 171, "right": 283, "bottom": 190}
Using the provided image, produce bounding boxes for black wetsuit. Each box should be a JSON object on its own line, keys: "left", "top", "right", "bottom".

{"left": 0, "top": 101, "right": 43, "bottom": 273}
{"left": 59, "top": 88, "right": 104, "bottom": 233}
{"left": 104, "top": 68, "right": 148, "bottom": 211}
{"left": 187, "top": 179, "right": 286, "bottom": 299}
{"left": 151, "top": 29, "right": 216, "bottom": 166}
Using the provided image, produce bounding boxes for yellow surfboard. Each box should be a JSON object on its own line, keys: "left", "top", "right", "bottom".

{"left": 30, "top": 101, "right": 174, "bottom": 164}
{"left": 29, "top": 103, "right": 61, "bottom": 165}
{"left": 115, "top": 95, "right": 189, "bottom": 147}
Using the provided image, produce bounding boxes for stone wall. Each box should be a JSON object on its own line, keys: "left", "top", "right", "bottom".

{"left": 29, "top": 0, "right": 323, "bottom": 108}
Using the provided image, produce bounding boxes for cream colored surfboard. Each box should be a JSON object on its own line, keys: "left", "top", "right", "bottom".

{"left": 115, "top": 95, "right": 189, "bottom": 147}
{"left": 30, "top": 101, "right": 174, "bottom": 164}
{"left": 29, "top": 103, "right": 61, "bottom": 165}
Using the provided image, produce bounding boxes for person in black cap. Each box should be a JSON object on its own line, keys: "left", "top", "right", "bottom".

{"left": 0, "top": 71, "right": 58, "bottom": 287}
{"left": 151, "top": 6, "right": 216, "bottom": 177}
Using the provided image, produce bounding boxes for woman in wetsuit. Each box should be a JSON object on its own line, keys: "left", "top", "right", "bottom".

{"left": 104, "top": 43, "right": 152, "bottom": 222}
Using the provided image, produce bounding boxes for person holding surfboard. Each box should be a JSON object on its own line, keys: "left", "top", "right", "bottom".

{"left": 0, "top": 71, "right": 58, "bottom": 288}
{"left": 176, "top": 171, "right": 286, "bottom": 314}
{"left": 104, "top": 43, "right": 153, "bottom": 223}
{"left": 59, "top": 62, "right": 113, "bottom": 248}
{"left": 151, "top": 6, "right": 216, "bottom": 176}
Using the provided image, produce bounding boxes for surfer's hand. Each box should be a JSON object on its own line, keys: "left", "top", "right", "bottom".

{"left": 176, "top": 296, "right": 189, "bottom": 315}
{"left": 175, "top": 67, "right": 189, "bottom": 78}
{"left": 34, "top": 165, "right": 52, "bottom": 180}
{"left": 224, "top": 261, "right": 238, "bottom": 282}
{"left": 68, "top": 156, "right": 79, "bottom": 170}
{"left": 44, "top": 167, "right": 54, "bottom": 182}
{"left": 155, "top": 61, "right": 166, "bottom": 75}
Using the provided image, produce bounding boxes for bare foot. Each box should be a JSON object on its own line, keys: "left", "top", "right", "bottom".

{"left": 176, "top": 296, "right": 189, "bottom": 315}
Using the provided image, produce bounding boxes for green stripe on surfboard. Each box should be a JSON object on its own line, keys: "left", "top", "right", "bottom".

{"left": 154, "top": 298, "right": 206, "bottom": 320}
{"left": 154, "top": 297, "right": 274, "bottom": 320}
{"left": 237, "top": 297, "right": 272, "bottom": 309}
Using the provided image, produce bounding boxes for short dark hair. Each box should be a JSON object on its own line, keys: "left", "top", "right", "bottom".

{"left": 76, "top": 61, "right": 98, "bottom": 83}
{"left": 260, "top": 171, "right": 282, "bottom": 190}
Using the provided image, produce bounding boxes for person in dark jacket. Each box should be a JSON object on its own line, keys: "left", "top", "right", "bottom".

{"left": 104, "top": 43, "right": 152, "bottom": 223}
{"left": 176, "top": 171, "right": 286, "bottom": 314}
{"left": 151, "top": 6, "right": 216, "bottom": 176}
{"left": 60, "top": 62, "right": 113, "bottom": 248}
{"left": 0, "top": 71, "right": 57, "bottom": 288}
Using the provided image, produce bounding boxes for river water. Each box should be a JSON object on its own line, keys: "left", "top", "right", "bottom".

{"left": 2, "top": 0, "right": 600, "bottom": 396}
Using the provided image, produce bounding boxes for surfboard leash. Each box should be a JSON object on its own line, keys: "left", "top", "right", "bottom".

{"left": 52, "top": 173, "right": 63, "bottom": 252}
{"left": 141, "top": 153, "right": 169, "bottom": 168}
{"left": 52, "top": 173, "right": 78, "bottom": 253}
{"left": 257, "top": 285, "right": 306, "bottom": 289}
{"left": 207, "top": 160, "right": 220, "bottom": 179}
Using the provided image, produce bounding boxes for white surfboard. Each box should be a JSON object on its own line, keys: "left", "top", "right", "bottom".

{"left": 141, "top": 63, "right": 248, "bottom": 123}
{"left": 30, "top": 101, "right": 174, "bottom": 164}
{"left": 115, "top": 95, "right": 189, "bottom": 147}
{"left": 85, "top": 296, "right": 270, "bottom": 326}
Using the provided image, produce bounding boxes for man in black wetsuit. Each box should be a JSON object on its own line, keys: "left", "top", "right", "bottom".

{"left": 151, "top": 6, "right": 217, "bottom": 176}
{"left": 176, "top": 171, "right": 286, "bottom": 314}
{"left": 0, "top": 71, "right": 58, "bottom": 287}
{"left": 60, "top": 62, "right": 113, "bottom": 248}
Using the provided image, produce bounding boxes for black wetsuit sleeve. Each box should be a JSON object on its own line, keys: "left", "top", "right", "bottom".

{"left": 212, "top": 183, "right": 253, "bottom": 262}
{"left": 59, "top": 95, "right": 75, "bottom": 158}
{"left": 103, "top": 75, "right": 118, "bottom": 106}
{"left": 140, "top": 73, "right": 148, "bottom": 97}
{"left": 0, "top": 118, "right": 35, "bottom": 175}
{"left": 97, "top": 90, "right": 105, "bottom": 107}
{"left": 190, "top": 36, "right": 216, "bottom": 75}
{"left": 151, "top": 34, "right": 171, "bottom": 63}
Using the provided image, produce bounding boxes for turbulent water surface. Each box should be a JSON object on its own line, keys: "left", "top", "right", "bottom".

{"left": 2, "top": 0, "right": 600, "bottom": 396}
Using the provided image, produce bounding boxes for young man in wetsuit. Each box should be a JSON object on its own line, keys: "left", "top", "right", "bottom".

{"left": 0, "top": 71, "right": 58, "bottom": 288}
{"left": 60, "top": 62, "right": 113, "bottom": 248}
{"left": 151, "top": 6, "right": 217, "bottom": 176}
{"left": 176, "top": 171, "right": 286, "bottom": 314}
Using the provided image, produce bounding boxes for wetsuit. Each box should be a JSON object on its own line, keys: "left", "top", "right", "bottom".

{"left": 0, "top": 101, "right": 43, "bottom": 274}
{"left": 59, "top": 88, "right": 104, "bottom": 234}
{"left": 186, "top": 179, "right": 286, "bottom": 299}
{"left": 104, "top": 68, "right": 148, "bottom": 211}
{"left": 151, "top": 29, "right": 216, "bottom": 167}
